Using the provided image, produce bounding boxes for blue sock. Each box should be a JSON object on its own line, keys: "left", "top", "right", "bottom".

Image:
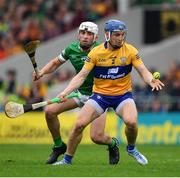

{"left": 64, "top": 154, "right": 73, "bottom": 164}
{"left": 127, "top": 144, "right": 135, "bottom": 151}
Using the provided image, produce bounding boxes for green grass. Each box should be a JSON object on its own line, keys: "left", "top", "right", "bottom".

{"left": 0, "top": 144, "right": 180, "bottom": 177}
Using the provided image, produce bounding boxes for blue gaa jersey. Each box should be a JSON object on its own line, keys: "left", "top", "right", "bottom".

{"left": 84, "top": 42, "right": 143, "bottom": 96}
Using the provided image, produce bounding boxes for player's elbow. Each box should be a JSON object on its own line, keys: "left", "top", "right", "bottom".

{"left": 73, "top": 75, "right": 85, "bottom": 88}
{"left": 52, "top": 57, "right": 61, "bottom": 67}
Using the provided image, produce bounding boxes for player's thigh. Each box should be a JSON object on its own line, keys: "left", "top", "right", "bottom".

{"left": 90, "top": 112, "right": 106, "bottom": 135}
{"left": 77, "top": 103, "right": 101, "bottom": 127}
{"left": 45, "top": 98, "right": 78, "bottom": 115}
{"left": 117, "top": 101, "right": 138, "bottom": 125}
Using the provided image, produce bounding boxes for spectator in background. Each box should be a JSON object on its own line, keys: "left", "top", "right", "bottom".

{"left": 0, "top": 78, "right": 4, "bottom": 111}
{"left": 87, "top": 0, "right": 117, "bottom": 21}
{"left": 0, "top": 43, "right": 8, "bottom": 60}
{"left": 5, "top": 69, "right": 17, "bottom": 94}
{"left": 2, "top": 69, "right": 23, "bottom": 106}
{"left": 136, "top": 0, "right": 179, "bottom": 4}
{"left": 150, "top": 98, "right": 162, "bottom": 112}
{"left": 134, "top": 60, "right": 180, "bottom": 112}
{"left": 165, "top": 61, "right": 180, "bottom": 111}
{"left": 42, "top": 18, "right": 60, "bottom": 40}
{"left": 0, "top": 0, "right": 117, "bottom": 60}
{"left": 3, "top": 31, "right": 23, "bottom": 56}
{"left": 70, "top": 0, "right": 86, "bottom": 27}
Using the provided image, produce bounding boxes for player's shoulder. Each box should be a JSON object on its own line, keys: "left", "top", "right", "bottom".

{"left": 67, "top": 41, "right": 79, "bottom": 50}
{"left": 89, "top": 43, "right": 104, "bottom": 53}
{"left": 124, "top": 42, "right": 138, "bottom": 54}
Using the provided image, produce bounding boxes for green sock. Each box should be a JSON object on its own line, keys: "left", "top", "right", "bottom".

{"left": 109, "top": 138, "right": 116, "bottom": 148}
{"left": 54, "top": 137, "right": 63, "bottom": 147}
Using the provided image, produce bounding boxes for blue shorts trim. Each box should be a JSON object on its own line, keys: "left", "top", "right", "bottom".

{"left": 87, "top": 92, "right": 133, "bottom": 113}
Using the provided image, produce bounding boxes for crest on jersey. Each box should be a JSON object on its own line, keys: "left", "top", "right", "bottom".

{"left": 135, "top": 53, "right": 140, "bottom": 60}
{"left": 97, "top": 95, "right": 101, "bottom": 99}
{"left": 82, "top": 56, "right": 90, "bottom": 62}
{"left": 120, "top": 57, "right": 127, "bottom": 64}
{"left": 108, "top": 67, "right": 119, "bottom": 74}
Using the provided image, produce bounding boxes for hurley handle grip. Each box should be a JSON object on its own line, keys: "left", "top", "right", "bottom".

{"left": 49, "top": 92, "right": 80, "bottom": 104}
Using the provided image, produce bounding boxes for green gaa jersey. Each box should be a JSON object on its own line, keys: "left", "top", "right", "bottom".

{"left": 58, "top": 41, "right": 99, "bottom": 96}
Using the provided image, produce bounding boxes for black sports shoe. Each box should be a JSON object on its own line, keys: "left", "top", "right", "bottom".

{"left": 108, "top": 137, "right": 120, "bottom": 165}
{"left": 46, "top": 142, "right": 67, "bottom": 164}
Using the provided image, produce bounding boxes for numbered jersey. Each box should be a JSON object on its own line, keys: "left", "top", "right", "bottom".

{"left": 58, "top": 41, "right": 99, "bottom": 95}
{"left": 84, "top": 42, "right": 143, "bottom": 96}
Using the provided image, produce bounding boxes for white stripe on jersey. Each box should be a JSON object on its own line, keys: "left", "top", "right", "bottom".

{"left": 58, "top": 53, "right": 67, "bottom": 62}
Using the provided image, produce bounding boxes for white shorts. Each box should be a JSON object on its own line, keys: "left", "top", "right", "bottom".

{"left": 73, "top": 90, "right": 90, "bottom": 107}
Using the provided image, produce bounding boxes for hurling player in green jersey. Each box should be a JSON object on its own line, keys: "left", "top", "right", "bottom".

{"left": 33, "top": 22, "right": 119, "bottom": 165}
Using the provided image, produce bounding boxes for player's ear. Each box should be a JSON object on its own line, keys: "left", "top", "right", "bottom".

{"left": 95, "top": 35, "right": 98, "bottom": 41}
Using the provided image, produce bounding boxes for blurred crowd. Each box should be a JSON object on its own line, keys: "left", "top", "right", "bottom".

{"left": 0, "top": 0, "right": 117, "bottom": 60}
{"left": 0, "top": 61, "right": 179, "bottom": 112}
{"left": 0, "top": 68, "right": 74, "bottom": 111}
{"left": 133, "top": 0, "right": 180, "bottom": 5}
{"left": 134, "top": 61, "right": 180, "bottom": 112}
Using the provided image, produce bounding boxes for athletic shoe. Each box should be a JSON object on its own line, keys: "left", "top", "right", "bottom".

{"left": 52, "top": 159, "right": 71, "bottom": 165}
{"left": 46, "top": 142, "right": 67, "bottom": 164}
{"left": 108, "top": 137, "right": 120, "bottom": 165}
{"left": 127, "top": 147, "right": 148, "bottom": 165}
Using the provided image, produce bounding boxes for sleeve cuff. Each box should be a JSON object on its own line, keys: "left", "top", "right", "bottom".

{"left": 58, "top": 54, "right": 67, "bottom": 62}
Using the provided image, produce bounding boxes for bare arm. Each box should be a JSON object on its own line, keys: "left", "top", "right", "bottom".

{"left": 135, "top": 63, "right": 164, "bottom": 91}
{"left": 40, "top": 57, "right": 64, "bottom": 75}
{"left": 135, "top": 63, "right": 153, "bottom": 85}
{"left": 58, "top": 67, "right": 91, "bottom": 97}
{"left": 33, "top": 57, "right": 64, "bottom": 80}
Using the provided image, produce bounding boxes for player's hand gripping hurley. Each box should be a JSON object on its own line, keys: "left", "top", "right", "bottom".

{"left": 5, "top": 92, "right": 80, "bottom": 118}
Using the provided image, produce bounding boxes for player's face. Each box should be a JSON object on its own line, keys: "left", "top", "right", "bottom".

{"left": 109, "top": 31, "right": 126, "bottom": 49}
{"left": 78, "top": 30, "right": 95, "bottom": 50}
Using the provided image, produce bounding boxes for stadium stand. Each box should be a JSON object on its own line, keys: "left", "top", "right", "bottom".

{"left": 135, "top": 0, "right": 180, "bottom": 5}
{"left": 0, "top": 0, "right": 117, "bottom": 60}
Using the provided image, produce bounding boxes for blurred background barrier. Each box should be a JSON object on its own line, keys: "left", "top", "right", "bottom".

{"left": 118, "top": 112, "right": 180, "bottom": 144}
{"left": 0, "top": 111, "right": 179, "bottom": 144}
{"left": 0, "top": 111, "right": 117, "bottom": 144}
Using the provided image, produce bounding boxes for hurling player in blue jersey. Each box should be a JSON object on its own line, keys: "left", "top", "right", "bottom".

{"left": 53, "top": 20, "right": 164, "bottom": 166}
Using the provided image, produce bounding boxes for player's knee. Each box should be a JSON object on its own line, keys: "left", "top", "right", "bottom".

{"left": 90, "top": 132, "right": 103, "bottom": 144}
{"left": 124, "top": 117, "right": 137, "bottom": 129}
{"left": 126, "top": 121, "right": 137, "bottom": 129}
{"left": 45, "top": 106, "right": 57, "bottom": 118}
{"left": 74, "top": 120, "right": 86, "bottom": 133}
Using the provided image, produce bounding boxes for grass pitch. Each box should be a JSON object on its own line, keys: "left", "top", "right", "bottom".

{"left": 0, "top": 144, "right": 179, "bottom": 177}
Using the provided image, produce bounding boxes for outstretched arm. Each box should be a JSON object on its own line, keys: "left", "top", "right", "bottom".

{"left": 57, "top": 67, "right": 91, "bottom": 98}
{"left": 33, "top": 57, "right": 64, "bottom": 81}
{"left": 135, "top": 63, "right": 164, "bottom": 91}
